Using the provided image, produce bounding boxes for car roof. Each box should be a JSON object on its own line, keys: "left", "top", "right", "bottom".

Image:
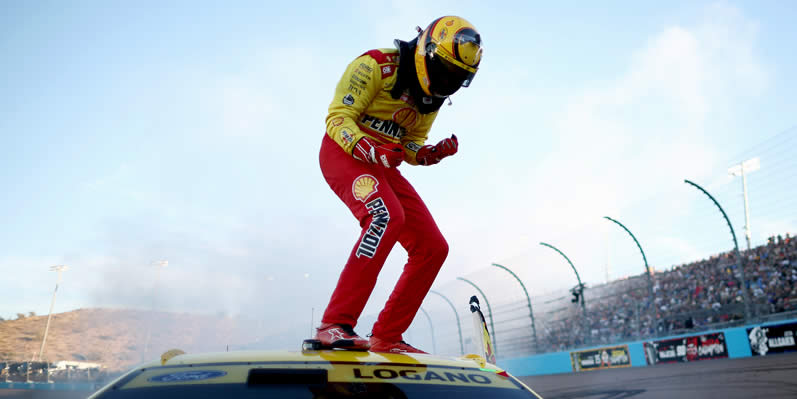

{"left": 155, "top": 349, "right": 500, "bottom": 370}
{"left": 89, "top": 349, "right": 541, "bottom": 399}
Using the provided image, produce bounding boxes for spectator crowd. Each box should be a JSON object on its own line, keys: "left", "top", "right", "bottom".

{"left": 538, "top": 233, "right": 797, "bottom": 352}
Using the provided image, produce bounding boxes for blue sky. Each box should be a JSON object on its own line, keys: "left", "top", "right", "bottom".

{"left": 1, "top": 1, "right": 796, "bottom": 347}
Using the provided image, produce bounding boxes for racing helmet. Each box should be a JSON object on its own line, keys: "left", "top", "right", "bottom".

{"left": 415, "top": 16, "right": 483, "bottom": 97}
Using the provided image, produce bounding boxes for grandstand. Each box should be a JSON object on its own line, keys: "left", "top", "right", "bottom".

{"left": 417, "top": 233, "right": 796, "bottom": 359}
{"left": 415, "top": 127, "right": 797, "bottom": 359}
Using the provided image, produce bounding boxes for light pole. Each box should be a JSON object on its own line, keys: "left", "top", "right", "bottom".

{"left": 601, "top": 217, "right": 655, "bottom": 336}
{"left": 538, "top": 243, "right": 589, "bottom": 342}
{"left": 456, "top": 277, "right": 497, "bottom": 357}
{"left": 38, "top": 265, "right": 69, "bottom": 361}
{"left": 685, "top": 179, "right": 751, "bottom": 321}
{"left": 144, "top": 260, "right": 168, "bottom": 359}
{"left": 429, "top": 290, "right": 464, "bottom": 355}
{"left": 491, "top": 263, "right": 538, "bottom": 353}
{"left": 419, "top": 307, "right": 437, "bottom": 354}
{"left": 728, "top": 157, "right": 760, "bottom": 251}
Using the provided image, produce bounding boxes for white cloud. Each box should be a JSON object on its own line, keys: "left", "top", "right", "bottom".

{"left": 426, "top": 3, "right": 769, "bottom": 293}
{"left": 1, "top": 3, "right": 774, "bottom": 341}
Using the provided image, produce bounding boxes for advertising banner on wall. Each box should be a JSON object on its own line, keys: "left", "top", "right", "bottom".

{"left": 748, "top": 321, "right": 797, "bottom": 356}
{"left": 643, "top": 332, "right": 728, "bottom": 365}
{"left": 570, "top": 345, "right": 631, "bottom": 372}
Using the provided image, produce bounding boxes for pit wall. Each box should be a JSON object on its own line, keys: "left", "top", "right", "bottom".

{"left": 0, "top": 381, "right": 98, "bottom": 391}
{"left": 499, "top": 318, "right": 795, "bottom": 377}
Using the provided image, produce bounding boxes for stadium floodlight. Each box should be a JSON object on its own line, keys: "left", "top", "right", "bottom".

{"left": 684, "top": 179, "right": 751, "bottom": 322}
{"left": 538, "top": 243, "right": 586, "bottom": 308}
{"left": 38, "top": 265, "right": 69, "bottom": 361}
{"left": 428, "top": 290, "right": 464, "bottom": 355}
{"left": 537, "top": 244, "right": 589, "bottom": 342}
{"left": 600, "top": 218, "right": 656, "bottom": 334}
{"left": 491, "top": 263, "right": 539, "bottom": 353}
{"left": 419, "top": 307, "right": 437, "bottom": 354}
{"left": 728, "top": 157, "right": 760, "bottom": 250}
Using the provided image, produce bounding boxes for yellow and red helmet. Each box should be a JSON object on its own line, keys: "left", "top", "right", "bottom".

{"left": 415, "top": 16, "right": 483, "bottom": 97}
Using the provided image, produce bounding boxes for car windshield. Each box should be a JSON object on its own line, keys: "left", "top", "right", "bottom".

{"left": 92, "top": 382, "right": 536, "bottom": 399}
{"left": 90, "top": 364, "right": 538, "bottom": 399}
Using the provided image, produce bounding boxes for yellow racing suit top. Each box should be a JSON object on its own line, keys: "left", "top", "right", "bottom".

{"left": 325, "top": 49, "right": 438, "bottom": 166}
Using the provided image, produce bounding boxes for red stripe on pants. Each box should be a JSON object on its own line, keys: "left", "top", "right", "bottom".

{"left": 319, "top": 134, "right": 448, "bottom": 342}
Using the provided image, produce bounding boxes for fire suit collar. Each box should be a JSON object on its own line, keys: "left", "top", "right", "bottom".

{"left": 392, "top": 38, "right": 444, "bottom": 114}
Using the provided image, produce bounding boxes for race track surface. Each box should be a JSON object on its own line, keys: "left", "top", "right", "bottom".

{"left": 1, "top": 354, "right": 796, "bottom": 398}
{"left": 519, "top": 352, "right": 797, "bottom": 399}
{"left": 0, "top": 390, "right": 87, "bottom": 399}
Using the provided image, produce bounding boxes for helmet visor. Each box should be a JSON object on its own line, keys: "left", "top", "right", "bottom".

{"left": 426, "top": 52, "right": 476, "bottom": 97}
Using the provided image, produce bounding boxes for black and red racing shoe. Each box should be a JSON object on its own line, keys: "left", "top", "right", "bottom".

{"left": 368, "top": 336, "right": 427, "bottom": 354}
{"left": 313, "top": 323, "right": 370, "bottom": 350}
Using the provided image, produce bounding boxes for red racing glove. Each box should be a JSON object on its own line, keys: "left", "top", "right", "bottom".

{"left": 352, "top": 137, "right": 404, "bottom": 168}
{"left": 416, "top": 134, "right": 458, "bottom": 166}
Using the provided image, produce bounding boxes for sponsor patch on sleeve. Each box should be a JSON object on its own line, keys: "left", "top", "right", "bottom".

{"left": 381, "top": 65, "right": 395, "bottom": 79}
{"left": 340, "top": 129, "right": 354, "bottom": 144}
{"left": 404, "top": 142, "right": 422, "bottom": 152}
{"left": 342, "top": 94, "right": 355, "bottom": 105}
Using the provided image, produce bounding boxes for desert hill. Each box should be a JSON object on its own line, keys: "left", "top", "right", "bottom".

{"left": 0, "top": 308, "right": 260, "bottom": 372}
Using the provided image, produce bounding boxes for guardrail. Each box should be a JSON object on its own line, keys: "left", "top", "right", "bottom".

{"left": 499, "top": 317, "right": 797, "bottom": 376}
{"left": 0, "top": 381, "right": 101, "bottom": 392}
{"left": 0, "top": 361, "right": 113, "bottom": 393}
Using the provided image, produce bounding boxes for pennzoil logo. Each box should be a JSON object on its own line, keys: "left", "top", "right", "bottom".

{"left": 360, "top": 114, "right": 407, "bottom": 140}
{"left": 356, "top": 198, "right": 390, "bottom": 258}
{"left": 340, "top": 129, "right": 354, "bottom": 144}
{"left": 352, "top": 174, "right": 378, "bottom": 202}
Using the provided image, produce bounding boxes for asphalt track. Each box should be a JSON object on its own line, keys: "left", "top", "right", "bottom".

{"left": 1, "top": 353, "right": 796, "bottom": 398}
{"left": 518, "top": 352, "right": 797, "bottom": 399}
{"left": 0, "top": 390, "right": 88, "bottom": 399}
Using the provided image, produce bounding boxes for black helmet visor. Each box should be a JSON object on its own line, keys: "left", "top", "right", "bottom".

{"left": 426, "top": 53, "right": 477, "bottom": 97}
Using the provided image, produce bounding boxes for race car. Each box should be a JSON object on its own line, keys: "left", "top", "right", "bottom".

{"left": 88, "top": 347, "right": 543, "bottom": 398}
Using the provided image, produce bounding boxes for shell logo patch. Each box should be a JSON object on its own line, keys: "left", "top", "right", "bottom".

{"left": 352, "top": 174, "right": 379, "bottom": 202}
{"left": 331, "top": 117, "right": 344, "bottom": 127}
{"left": 392, "top": 107, "right": 417, "bottom": 128}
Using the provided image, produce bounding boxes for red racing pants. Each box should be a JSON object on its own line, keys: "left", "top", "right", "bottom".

{"left": 319, "top": 134, "right": 448, "bottom": 342}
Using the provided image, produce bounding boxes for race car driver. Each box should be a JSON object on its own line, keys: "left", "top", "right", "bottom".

{"left": 316, "top": 16, "right": 483, "bottom": 354}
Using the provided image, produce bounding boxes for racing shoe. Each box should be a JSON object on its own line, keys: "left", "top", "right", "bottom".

{"left": 315, "top": 323, "right": 370, "bottom": 350}
{"left": 369, "top": 336, "right": 428, "bottom": 354}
